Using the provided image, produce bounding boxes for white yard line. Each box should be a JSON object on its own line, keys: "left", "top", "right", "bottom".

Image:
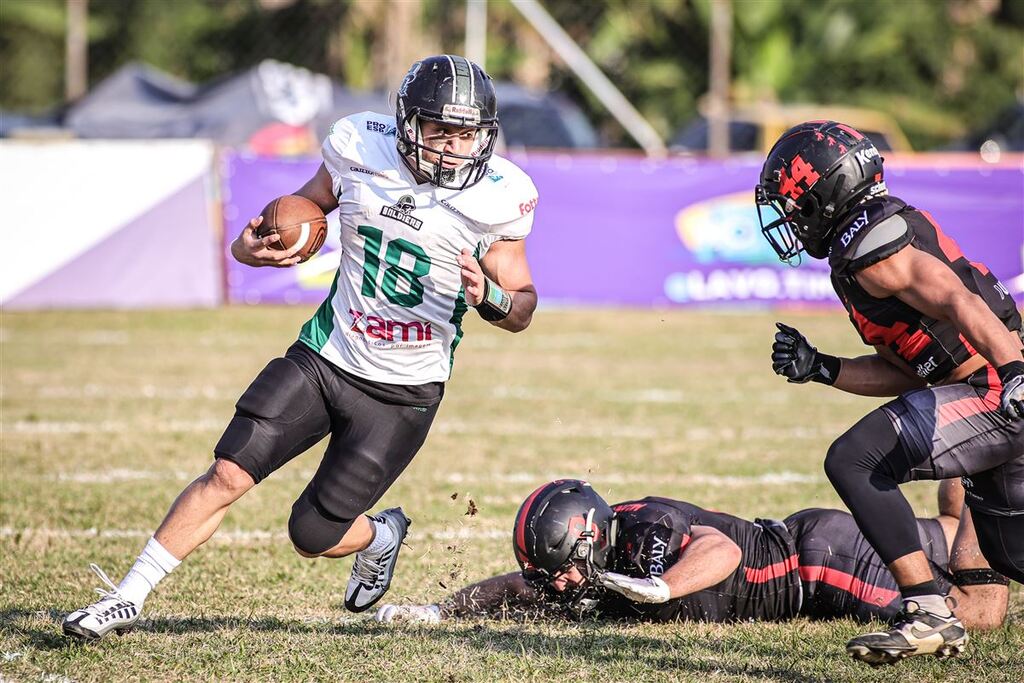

{"left": 11, "top": 418, "right": 832, "bottom": 443}
{"left": 441, "top": 471, "right": 823, "bottom": 486}
{"left": 0, "top": 526, "right": 506, "bottom": 544}
{"left": 10, "top": 419, "right": 225, "bottom": 434}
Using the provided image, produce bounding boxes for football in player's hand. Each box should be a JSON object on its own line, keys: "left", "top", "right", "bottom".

{"left": 256, "top": 195, "right": 328, "bottom": 262}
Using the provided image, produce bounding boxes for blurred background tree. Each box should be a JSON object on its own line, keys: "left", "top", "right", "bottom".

{"left": 1, "top": 0, "right": 1021, "bottom": 149}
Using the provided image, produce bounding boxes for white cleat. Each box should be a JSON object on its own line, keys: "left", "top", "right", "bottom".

{"left": 846, "top": 600, "right": 968, "bottom": 666}
{"left": 62, "top": 564, "right": 141, "bottom": 642}
{"left": 375, "top": 604, "right": 442, "bottom": 624}
{"left": 345, "top": 508, "right": 411, "bottom": 613}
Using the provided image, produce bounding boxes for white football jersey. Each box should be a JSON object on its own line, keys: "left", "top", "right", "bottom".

{"left": 299, "top": 111, "right": 537, "bottom": 385}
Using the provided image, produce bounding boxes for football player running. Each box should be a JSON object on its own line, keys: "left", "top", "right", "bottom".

{"left": 62, "top": 55, "right": 539, "bottom": 641}
{"left": 375, "top": 480, "right": 1009, "bottom": 634}
{"left": 756, "top": 121, "right": 1023, "bottom": 665}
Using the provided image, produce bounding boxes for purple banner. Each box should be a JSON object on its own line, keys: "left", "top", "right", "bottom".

{"left": 222, "top": 151, "right": 1024, "bottom": 307}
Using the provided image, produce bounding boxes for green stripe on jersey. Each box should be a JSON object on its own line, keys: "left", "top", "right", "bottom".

{"left": 447, "top": 243, "right": 481, "bottom": 377}
{"left": 447, "top": 286, "right": 468, "bottom": 377}
{"left": 299, "top": 270, "right": 340, "bottom": 351}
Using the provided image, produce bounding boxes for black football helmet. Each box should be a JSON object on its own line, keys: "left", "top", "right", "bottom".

{"left": 512, "top": 479, "right": 616, "bottom": 590}
{"left": 395, "top": 55, "right": 499, "bottom": 190}
{"left": 755, "top": 121, "right": 887, "bottom": 263}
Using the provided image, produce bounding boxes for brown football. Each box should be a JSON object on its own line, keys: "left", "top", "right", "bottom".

{"left": 256, "top": 195, "right": 328, "bottom": 262}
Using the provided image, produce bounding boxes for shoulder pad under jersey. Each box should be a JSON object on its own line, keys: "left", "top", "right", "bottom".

{"left": 440, "top": 154, "right": 538, "bottom": 238}
{"left": 321, "top": 111, "right": 396, "bottom": 177}
{"left": 828, "top": 197, "right": 913, "bottom": 275}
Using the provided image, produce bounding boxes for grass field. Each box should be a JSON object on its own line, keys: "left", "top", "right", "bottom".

{"left": 2, "top": 307, "right": 1021, "bottom": 682}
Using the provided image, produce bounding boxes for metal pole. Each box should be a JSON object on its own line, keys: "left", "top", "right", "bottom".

{"left": 65, "top": 0, "right": 89, "bottom": 101}
{"left": 465, "top": 0, "right": 487, "bottom": 69}
{"left": 708, "top": 0, "right": 732, "bottom": 158}
{"left": 510, "top": 0, "right": 666, "bottom": 157}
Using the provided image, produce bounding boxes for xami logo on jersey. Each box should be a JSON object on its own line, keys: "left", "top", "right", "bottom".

{"left": 648, "top": 536, "right": 669, "bottom": 577}
{"left": 380, "top": 194, "right": 424, "bottom": 230}
{"left": 519, "top": 197, "right": 538, "bottom": 216}
{"left": 349, "top": 309, "right": 432, "bottom": 342}
{"left": 916, "top": 356, "right": 938, "bottom": 378}
{"left": 840, "top": 210, "right": 871, "bottom": 248}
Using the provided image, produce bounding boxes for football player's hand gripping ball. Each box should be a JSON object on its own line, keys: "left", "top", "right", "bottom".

{"left": 596, "top": 572, "right": 670, "bottom": 604}
{"left": 997, "top": 360, "right": 1024, "bottom": 420}
{"left": 771, "top": 323, "right": 838, "bottom": 385}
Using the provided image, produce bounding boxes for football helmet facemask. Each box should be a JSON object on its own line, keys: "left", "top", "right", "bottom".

{"left": 512, "top": 479, "right": 616, "bottom": 595}
{"left": 755, "top": 120, "right": 887, "bottom": 263}
{"left": 395, "top": 55, "right": 499, "bottom": 190}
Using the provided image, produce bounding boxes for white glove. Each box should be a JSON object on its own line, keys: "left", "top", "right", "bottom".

{"left": 374, "top": 604, "right": 442, "bottom": 624}
{"left": 596, "top": 572, "right": 671, "bottom": 604}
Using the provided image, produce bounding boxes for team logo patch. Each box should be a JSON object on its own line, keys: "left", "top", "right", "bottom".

{"left": 380, "top": 194, "right": 423, "bottom": 230}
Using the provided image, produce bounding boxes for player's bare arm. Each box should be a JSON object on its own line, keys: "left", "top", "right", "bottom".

{"left": 830, "top": 348, "right": 928, "bottom": 396}
{"left": 598, "top": 525, "right": 742, "bottom": 603}
{"left": 374, "top": 571, "right": 542, "bottom": 623}
{"left": 230, "top": 165, "right": 337, "bottom": 269}
{"left": 446, "top": 571, "right": 542, "bottom": 617}
{"left": 855, "top": 245, "right": 1024, "bottom": 373}
{"left": 294, "top": 163, "right": 340, "bottom": 215}
{"left": 772, "top": 322, "right": 924, "bottom": 395}
{"left": 459, "top": 238, "right": 537, "bottom": 332}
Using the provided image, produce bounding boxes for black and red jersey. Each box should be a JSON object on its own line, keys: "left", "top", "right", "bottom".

{"left": 828, "top": 195, "right": 1021, "bottom": 384}
{"left": 596, "top": 497, "right": 802, "bottom": 622}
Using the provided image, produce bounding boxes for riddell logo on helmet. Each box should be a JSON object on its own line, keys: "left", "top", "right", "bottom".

{"left": 442, "top": 103, "right": 481, "bottom": 123}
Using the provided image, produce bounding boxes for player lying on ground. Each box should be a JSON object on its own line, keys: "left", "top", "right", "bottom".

{"left": 62, "top": 54, "right": 539, "bottom": 641}
{"left": 376, "top": 480, "right": 1009, "bottom": 633}
{"left": 755, "top": 120, "right": 1023, "bottom": 665}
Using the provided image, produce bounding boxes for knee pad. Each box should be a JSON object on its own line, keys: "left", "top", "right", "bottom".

{"left": 287, "top": 485, "right": 355, "bottom": 556}
{"left": 823, "top": 437, "right": 859, "bottom": 488}
{"left": 314, "top": 451, "right": 390, "bottom": 523}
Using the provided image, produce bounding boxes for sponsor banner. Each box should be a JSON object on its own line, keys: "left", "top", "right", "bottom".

{"left": 222, "top": 151, "right": 1023, "bottom": 307}
{"left": 2, "top": 140, "right": 219, "bottom": 309}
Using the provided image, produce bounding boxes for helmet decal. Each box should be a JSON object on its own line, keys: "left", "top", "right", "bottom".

{"left": 777, "top": 154, "right": 820, "bottom": 202}
{"left": 755, "top": 120, "right": 886, "bottom": 263}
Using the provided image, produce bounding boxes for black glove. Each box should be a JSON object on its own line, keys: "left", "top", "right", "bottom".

{"left": 997, "top": 360, "right": 1024, "bottom": 421}
{"left": 772, "top": 322, "right": 840, "bottom": 385}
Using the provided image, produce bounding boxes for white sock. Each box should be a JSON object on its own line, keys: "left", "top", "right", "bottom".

{"left": 364, "top": 517, "right": 395, "bottom": 556}
{"left": 117, "top": 536, "right": 181, "bottom": 606}
{"left": 905, "top": 594, "right": 952, "bottom": 617}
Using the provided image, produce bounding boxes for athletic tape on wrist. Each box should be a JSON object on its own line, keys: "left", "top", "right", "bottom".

{"left": 951, "top": 568, "right": 1010, "bottom": 586}
{"left": 476, "top": 277, "right": 512, "bottom": 322}
{"left": 996, "top": 359, "right": 1024, "bottom": 384}
{"left": 812, "top": 353, "right": 841, "bottom": 386}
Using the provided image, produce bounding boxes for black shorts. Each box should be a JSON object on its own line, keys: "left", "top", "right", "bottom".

{"left": 881, "top": 365, "right": 1024, "bottom": 516}
{"left": 213, "top": 342, "right": 439, "bottom": 517}
{"left": 786, "top": 508, "right": 951, "bottom": 623}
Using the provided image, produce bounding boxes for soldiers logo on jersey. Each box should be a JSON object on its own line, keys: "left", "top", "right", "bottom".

{"left": 380, "top": 195, "right": 423, "bottom": 230}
